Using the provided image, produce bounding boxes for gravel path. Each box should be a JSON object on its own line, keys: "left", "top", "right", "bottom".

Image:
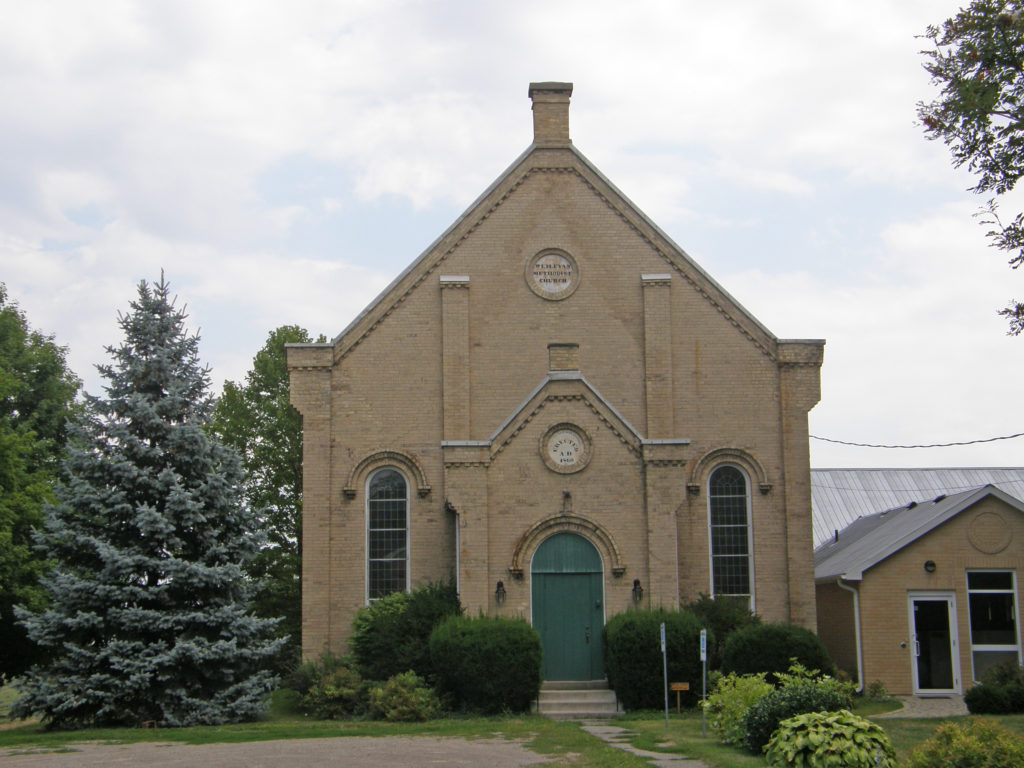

{"left": 0, "top": 736, "right": 557, "bottom": 767}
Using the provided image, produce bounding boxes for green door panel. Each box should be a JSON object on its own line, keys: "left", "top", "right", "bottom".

{"left": 532, "top": 533, "right": 604, "bottom": 681}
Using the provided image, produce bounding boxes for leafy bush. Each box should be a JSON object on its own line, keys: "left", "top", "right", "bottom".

{"left": 303, "top": 665, "right": 368, "bottom": 719}
{"left": 350, "top": 581, "right": 461, "bottom": 682}
{"left": 603, "top": 608, "right": 708, "bottom": 710}
{"left": 721, "top": 623, "right": 834, "bottom": 682}
{"left": 367, "top": 671, "right": 440, "bottom": 722}
{"left": 765, "top": 709, "right": 896, "bottom": 767}
{"left": 285, "top": 652, "right": 368, "bottom": 718}
{"left": 741, "top": 666, "right": 854, "bottom": 754}
{"left": 429, "top": 615, "right": 541, "bottom": 713}
{"left": 966, "top": 660, "right": 1024, "bottom": 714}
{"left": 703, "top": 671, "right": 773, "bottom": 745}
{"left": 981, "top": 658, "right": 1024, "bottom": 686}
{"left": 904, "top": 718, "right": 1024, "bottom": 768}
{"left": 965, "top": 681, "right": 1024, "bottom": 714}
{"left": 285, "top": 651, "right": 347, "bottom": 697}
{"left": 685, "top": 594, "right": 760, "bottom": 669}
{"left": 863, "top": 680, "right": 890, "bottom": 702}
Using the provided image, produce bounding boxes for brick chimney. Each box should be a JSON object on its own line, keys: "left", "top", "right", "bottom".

{"left": 529, "top": 82, "right": 573, "bottom": 146}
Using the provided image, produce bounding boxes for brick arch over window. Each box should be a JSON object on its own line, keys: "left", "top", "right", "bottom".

{"left": 508, "top": 514, "right": 626, "bottom": 579}
{"left": 343, "top": 450, "right": 432, "bottom": 500}
{"left": 686, "top": 447, "right": 771, "bottom": 496}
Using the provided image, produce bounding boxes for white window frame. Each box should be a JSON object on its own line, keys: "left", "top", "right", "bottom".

{"left": 365, "top": 467, "right": 411, "bottom": 604}
{"left": 706, "top": 464, "right": 755, "bottom": 612}
{"left": 967, "top": 569, "right": 1022, "bottom": 682}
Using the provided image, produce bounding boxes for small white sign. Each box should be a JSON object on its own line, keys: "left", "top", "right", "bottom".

{"left": 660, "top": 622, "right": 666, "bottom": 652}
{"left": 700, "top": 629, "right": 707, "bottom": 661}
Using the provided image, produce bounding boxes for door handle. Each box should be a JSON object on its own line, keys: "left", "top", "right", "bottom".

{"left": 585, "top": 625, "right": 591, "bottom": 644}
{"left": 914, "top": 639, "right": 921, "bottom": 657}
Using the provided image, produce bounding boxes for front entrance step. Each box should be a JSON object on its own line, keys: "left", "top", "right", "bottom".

{"left": 535, "top": 681, "right": 621, "bottom": 719}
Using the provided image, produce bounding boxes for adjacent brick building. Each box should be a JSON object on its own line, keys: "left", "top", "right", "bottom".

{"left": 287, "top": 82, "right": 825, "bottom": 680}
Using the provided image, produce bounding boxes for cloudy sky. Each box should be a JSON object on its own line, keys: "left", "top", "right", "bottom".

{"left": 2, "top": 0, "right": 1022, "bottom": 469}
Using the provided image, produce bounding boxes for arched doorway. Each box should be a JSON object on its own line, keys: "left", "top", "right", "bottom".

{"left": 531, "top": 532, "right": 605, "bottom": 681}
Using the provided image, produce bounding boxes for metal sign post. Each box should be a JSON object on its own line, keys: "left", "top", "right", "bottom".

{"left": 661, "top": 622, "right": 668, "bottom": 727}
{"left": 700, "top": 628, "right": 707, "bottom": 737}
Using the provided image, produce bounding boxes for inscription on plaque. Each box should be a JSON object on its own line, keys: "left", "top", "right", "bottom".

{"left": 540, "top": 423, "right": 591, "bottom": 473}
{"left": 526, "top": 249, "right": 580, "bottom": 300}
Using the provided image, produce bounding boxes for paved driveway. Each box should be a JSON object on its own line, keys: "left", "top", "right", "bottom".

{"left": 1, "top": 736, "right": 556, "bottom": 767}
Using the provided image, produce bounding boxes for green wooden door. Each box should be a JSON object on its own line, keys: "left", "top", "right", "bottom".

{"left": 532, "top": 533, "right": 604, "bottom": 681}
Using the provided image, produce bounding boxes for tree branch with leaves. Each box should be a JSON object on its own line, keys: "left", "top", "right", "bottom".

{"left": 919, "top": 0, "right": 1024, "bottom": 333}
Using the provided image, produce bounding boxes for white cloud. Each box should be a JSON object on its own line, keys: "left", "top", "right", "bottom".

{"left": 3, "top": 0, "right": 1020, "bottom": 469}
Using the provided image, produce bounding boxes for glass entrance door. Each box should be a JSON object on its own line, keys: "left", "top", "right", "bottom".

{"left": 908, "top": 592, "right": 960, "bottom": 694}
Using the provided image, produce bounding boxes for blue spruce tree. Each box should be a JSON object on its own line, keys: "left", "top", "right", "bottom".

{"left": 13, "top": 276, "right": 283, "bottom": 728}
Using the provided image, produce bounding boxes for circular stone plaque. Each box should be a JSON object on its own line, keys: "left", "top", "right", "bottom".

{"left": 968, "top": 510, "right": 1012, "bottom": 554}
{"left": 525, "top": 249, "right": 580, "bottom": 300}
{"left": 541, "top": 423, "right": 591, "bottom": 474}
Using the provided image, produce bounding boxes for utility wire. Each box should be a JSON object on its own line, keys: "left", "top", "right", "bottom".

{"left": 810, "top": 432, "right": 1024, "bottom": 449}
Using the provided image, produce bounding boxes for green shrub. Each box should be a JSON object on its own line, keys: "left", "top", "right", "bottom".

{"left": 303, "top": 665, "right": 368, "bottom": 719}
{"left": 980, "top": 659, "right": 1024, "bottom": 686}
{"left": 685, "top": 594, "right": 760, "bottom": 669}
{"left": 367, "top": 671, "right": 440, "bottom": 722}
{"left": 350, "top": 581, "right": 461, "bottom": 682}
{"left": 603, "top": 608, "right": 708, "bottom": 711}
{"left": 741, "top": 668, "right": 853, "bottom": 754}
{"left": 721, "top": 623, "right": 834, "bottom": 681}
{"left": 429, "top": 615, "right": 541, "bottom": 713}
{"left": 863, "top": 680, "right": 890, "bottom": 702}
{"left": 703, "top": 671, "right": 773, "bottom": 745}
{"left": 965, "top": 683, "right": 1024, "bottom": 714}
{"left": 765, "top": 709, "right": 896, "bottom": 767}
{"left": 285, "top": 650, "right": 348, "bottom": 697}
{"left": 964, "top": 661, "right": 1024, "bottom": 714}
{"left": 904, "top": 718, "right": 1024, "bottom": 768}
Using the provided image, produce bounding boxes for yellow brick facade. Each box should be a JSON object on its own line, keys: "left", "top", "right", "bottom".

{"left": 288, "top": 82, "right": 825, "bottom": 673}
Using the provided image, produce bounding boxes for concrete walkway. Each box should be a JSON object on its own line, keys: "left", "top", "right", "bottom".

{"left": 579, "top": 723, "right": 710, "bottom": 768}
{"left": 873, "top": 694, "right": 968, "bottom": 719}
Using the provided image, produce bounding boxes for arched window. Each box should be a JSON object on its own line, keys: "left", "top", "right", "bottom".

{"left": 708, "top": 465, "right": 753, "bottom": 606}
{"left": 366, "top": 468, "right": 409, "bottom": 601}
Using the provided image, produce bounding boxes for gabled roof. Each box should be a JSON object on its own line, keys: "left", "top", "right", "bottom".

{"left": 288, "top": 85, "right": 823, "bottom": 367}
{"left": 814, "top": 484, "right": 1024, "bottom": 582}
{"left": 810, "top": 467, "right": 1024, "bottom": 548}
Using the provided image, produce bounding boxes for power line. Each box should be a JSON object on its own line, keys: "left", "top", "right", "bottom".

{"left": 809, "top": 432, "right": 1024, "bottom": 449}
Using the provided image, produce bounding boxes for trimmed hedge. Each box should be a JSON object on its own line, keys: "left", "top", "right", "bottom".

{"left": 721, "top": 623, "right": 834, "bottom": 681}
{"left": 685, "top": 594, "right": 760, "bottom": 670}
{"left": 429, "top": 615, "right": 542, "bottom": 713}
{"left": 350, "top": 581, "right": 461, "bottom": 682}
{"left": 603, "top": 608, "right": 708, "bottom": 710}
{"left": 966, "top": 660, "right": 1024, "bottom": 714}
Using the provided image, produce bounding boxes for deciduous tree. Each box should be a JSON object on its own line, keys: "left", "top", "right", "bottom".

{"left": 0, "top": 284, "right": 79, "bottom": 682}
{"left": 919, "top": 1, "right": 1024, "bottom": 333}
{"left": 13, "top": 276, "right": 282, "bottom": 728}
{"left": 211, "top": 325, "right": 320, "bottom": 667}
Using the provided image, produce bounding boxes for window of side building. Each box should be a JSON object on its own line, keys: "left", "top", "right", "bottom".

{"left": 967, "top": 570, "right": 1021, "bottom": 681}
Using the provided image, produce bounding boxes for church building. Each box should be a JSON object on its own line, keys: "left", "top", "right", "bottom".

{"left": 287, "top": 82, "right": 825, "bottom": 681}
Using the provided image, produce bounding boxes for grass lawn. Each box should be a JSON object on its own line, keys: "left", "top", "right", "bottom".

{"left": 0, "top": 694, "right": 649, "bottom": 768}
{"left": 613, "top": 702, "right": 1024, "bottom": 767}
{"left": 5, "top": 686, "right": 1024, "bottom": 767}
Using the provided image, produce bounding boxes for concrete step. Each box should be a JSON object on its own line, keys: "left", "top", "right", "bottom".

{"left": 535, "top": 681, "right": 622, "bottom": 719}
{"left": 540, "top": 684, "right": 610, "bottom": 696}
